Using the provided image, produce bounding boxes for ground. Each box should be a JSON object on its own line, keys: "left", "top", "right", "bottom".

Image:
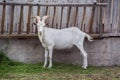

{"left": 0, "top": 52, "right": 120, "bottom": 80}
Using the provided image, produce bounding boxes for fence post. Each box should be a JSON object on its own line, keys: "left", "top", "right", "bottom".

{"left": 1, "top": 4, "right": 6, "bottom": 34}
{"left": 10, "top": 5, "right": 15, "bottom": 34}
{"left": 99, "top": 1, "right": 103, "bottom": 36}
{"left": 89, "top": 1, "right": 96, "bottom": 33}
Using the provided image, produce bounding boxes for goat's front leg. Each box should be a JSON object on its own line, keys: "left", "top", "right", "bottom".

{"left": 48, "top": 47, "right": 53, "bottom": 68}
{"left": 43, "top": 49, "right": 48, "bottom": 68}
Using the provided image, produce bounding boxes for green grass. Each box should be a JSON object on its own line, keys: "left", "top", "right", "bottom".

{"left": 0, "top": 51, "right": 120, "bottom": 80}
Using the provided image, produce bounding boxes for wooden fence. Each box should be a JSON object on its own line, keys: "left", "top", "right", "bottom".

{"left": 0, "top": 1, "right": 107, "bottom": 38}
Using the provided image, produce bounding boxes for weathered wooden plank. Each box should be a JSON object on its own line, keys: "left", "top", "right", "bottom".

{"left": 81, "top": 7, "right": 86, "bottom": 29}
{"left": 89, "top": 3, "right": 96, "bottom": 33}
{"left": 102, "top": 7, "right": 105, "bottom": 33}
{"left": 18, "top": 5, "right": 23, "bottom": 34}
{"left": 37, "top": 5, "right": 40, "bottom": 16}
{"left": 0, "top": 33, "right": 102, "bottom": 39}
{"left": 45, "top": 6, "right": 48, "bottom": 15}
{"left": 1, "top": 5, "right": 6, "bottom": 34}
{"left": 10, "top": 5, "right": 15, "bottom": 34}
{"left": 73, "top": 6, "right": 78, "bottom": 26}
{"left": 99, "top": 6, "right": 103, "bottom": 35}
{"left": 27, "top": 5, "right": 32, "bottom": 34}
{"left": 101, "top": 0, "right": 109, "bottom": 33}
{"left": 55, "top": 7, "right": 59, "bottom": 29}
{"left": 60, "top": 6, "right": 63, "bottom": 29}
{"left": 113, "top": 0, "right": 119, "bottom": 33}
{"left": 110, "top": 0, "right": 113, "bottom": 32}
{"left": 35, "top": 5, "right": 41, "bottom": 34}
{"left": 118, "top": 0, "right": 120, "bottom": 32}
{"left": 52, "top": 6, "right": 56, "bottom": 28}
{"left": 0, "top": 34, "right": 38, "bottom": 38}
{"left": 0, "top": 2, "right": 108, "bottom": 7}
{"left": 66, "top": 6, "right": 71, "bottom": 27}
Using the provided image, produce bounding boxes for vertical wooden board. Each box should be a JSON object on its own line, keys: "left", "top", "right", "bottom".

{"left": 18, "top": 6, "right": 23, "bottom": 34}
{"left": 67, "top": 0, "right": 74, "bottom": 27}
{"left": 57, "top": 0, "right": 66, "bottom": 29}
{"left": 37, "top": 6, "right": 40, "bottom": 16}
{"left": 47, "top": 6, "right": 55, "bottom": 28}
{"left": 45, "top": 6, "right": 50, "bottom": 27}
{"left": 53, "top": 7, "right": 58, "bottom": 29}
{"left": 117, "top": 0, "right": 120, "bottom": 32}
{"left": 92, "top": 4, "right": 99, "bottom": 34}
{"left": 85, "top": 7, "right": 92, "bottom": 33}
{"left": 15, "top": 0, "right": 28, "bottom": 34}
{"left": 12, "top": 0, "right": 20, "bottom": 33}
{"left": 77, "top": 7, "right": 83, "bottom": 30}
{"left": 23, "top": 5, "right": 28, "bottom": 33}
{"left": 5, "top": 5, "right": 12, "bottom": 33}
{"left": 112, "top": 0, "right": 118, "bottom": 33}
{"left": 102, "top": 0, "right": 109, "bottom": 33}
{"left": 53, "top": 6, "right": 61, "bottom": 29}
{"left": 57, "top": 7, "right": 62, "bottom": 28}
{"left": 27, "top": 5, "right": 32, "bottom": 34}
{"left": 45, "top": 6, "right": 48, "bottom": 15}
{"left": 89, "top": 6, "right": 96, "bottom": 34}
{"left": 0, "top": 5, "right": 2, "bottom": 32}
{"left": 41, "top": 6, "right": 46, "bottom": 17}
{"left": 69, "top": 7, "right": 75, "bottom": 27}
{"left": 79, "top": 0, "right": 93, "bottom": 32}
{"left": 39, "top": 0, "right": 46, "bottom": 17}
{"left": 51, "top": 6, "right": 56, "bottom": 28}
{"left": 13, "top": 6, "right": 21, "bottom": 33}
{"left": 31, "top": 6, "right": 37, "bottom": 33}
{"left": 10, "top": 5, "right": 15, "bottom": 34}
{"left": 110, "top": 0, "right": 114, "bottom": 33}
{"left": 73, "top": 6, "right": 78, "bottom": 26}
{"left": 62, "top": 7, "right": 67, "bottom": 28}
{"left": 74, "top": 0, "right": 83, "bottom": 30}
{"left": 0, "top": 5, "right": 4, "bottom": 34}
{"left": 30, "top": 0, "right": 39, "bottom": 33}
{"left": 66, "top": 6, "right": 71, "bottom": 27}
{"left": 60, "top": 6, "right": 63, "bottom": 29}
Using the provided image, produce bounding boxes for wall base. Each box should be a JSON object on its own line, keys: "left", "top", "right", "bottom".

{"left": 0, "top": 38, "right": 120, "bottom": 66}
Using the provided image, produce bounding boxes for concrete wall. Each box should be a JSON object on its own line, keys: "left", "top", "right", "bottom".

{"left": 0, "top": 38, "right": 120, "bottom": 66}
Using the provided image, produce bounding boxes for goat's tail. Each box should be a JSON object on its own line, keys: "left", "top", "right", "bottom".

{"left": 84, "top": 33, "right": 93, "bottom": 41}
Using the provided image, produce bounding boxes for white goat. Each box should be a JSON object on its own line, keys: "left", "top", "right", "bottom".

{"left": 32, "top": 16, "right": 93, "bottom": 69}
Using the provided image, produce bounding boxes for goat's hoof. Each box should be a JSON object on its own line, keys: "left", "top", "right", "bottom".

{"left": 43, "top": 65, "right": 47, "bottom": 68}
{"left": 48, "top": 65, "right": 52, "bottom": 68}
{"left": 82, "top": 65, "right": 87, "bottom": 69}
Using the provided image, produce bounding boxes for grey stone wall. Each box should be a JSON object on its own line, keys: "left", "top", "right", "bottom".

{"left": 0, "top": 38, "right": 120, "bottom": 66}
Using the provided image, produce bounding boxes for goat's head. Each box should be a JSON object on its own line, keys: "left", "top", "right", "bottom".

{"left": 31, "top": 15, "right": 49, "bottom": 33}
{"left": 31, "top": 16, "right": 49, "bottom": 27}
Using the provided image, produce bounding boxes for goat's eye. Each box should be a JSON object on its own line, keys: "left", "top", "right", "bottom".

{"left": 33, "top": 23, "right": 37, "bottom": 26}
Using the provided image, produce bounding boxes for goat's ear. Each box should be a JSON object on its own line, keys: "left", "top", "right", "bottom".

{"left": 42, "top": 15, "right": 50, "bottom": 23}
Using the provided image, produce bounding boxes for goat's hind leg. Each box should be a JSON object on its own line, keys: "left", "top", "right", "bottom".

{"left": 74, "top": 43, "right": 88, "bottom": 69}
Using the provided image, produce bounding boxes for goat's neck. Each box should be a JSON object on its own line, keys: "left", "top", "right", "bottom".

{"left": 37, "top": 26, "right": 46, "bottom": 47}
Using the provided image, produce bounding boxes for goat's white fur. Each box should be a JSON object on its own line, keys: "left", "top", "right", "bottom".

{"left": 33, "top": 16, "right": 93, "bottom": 69}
